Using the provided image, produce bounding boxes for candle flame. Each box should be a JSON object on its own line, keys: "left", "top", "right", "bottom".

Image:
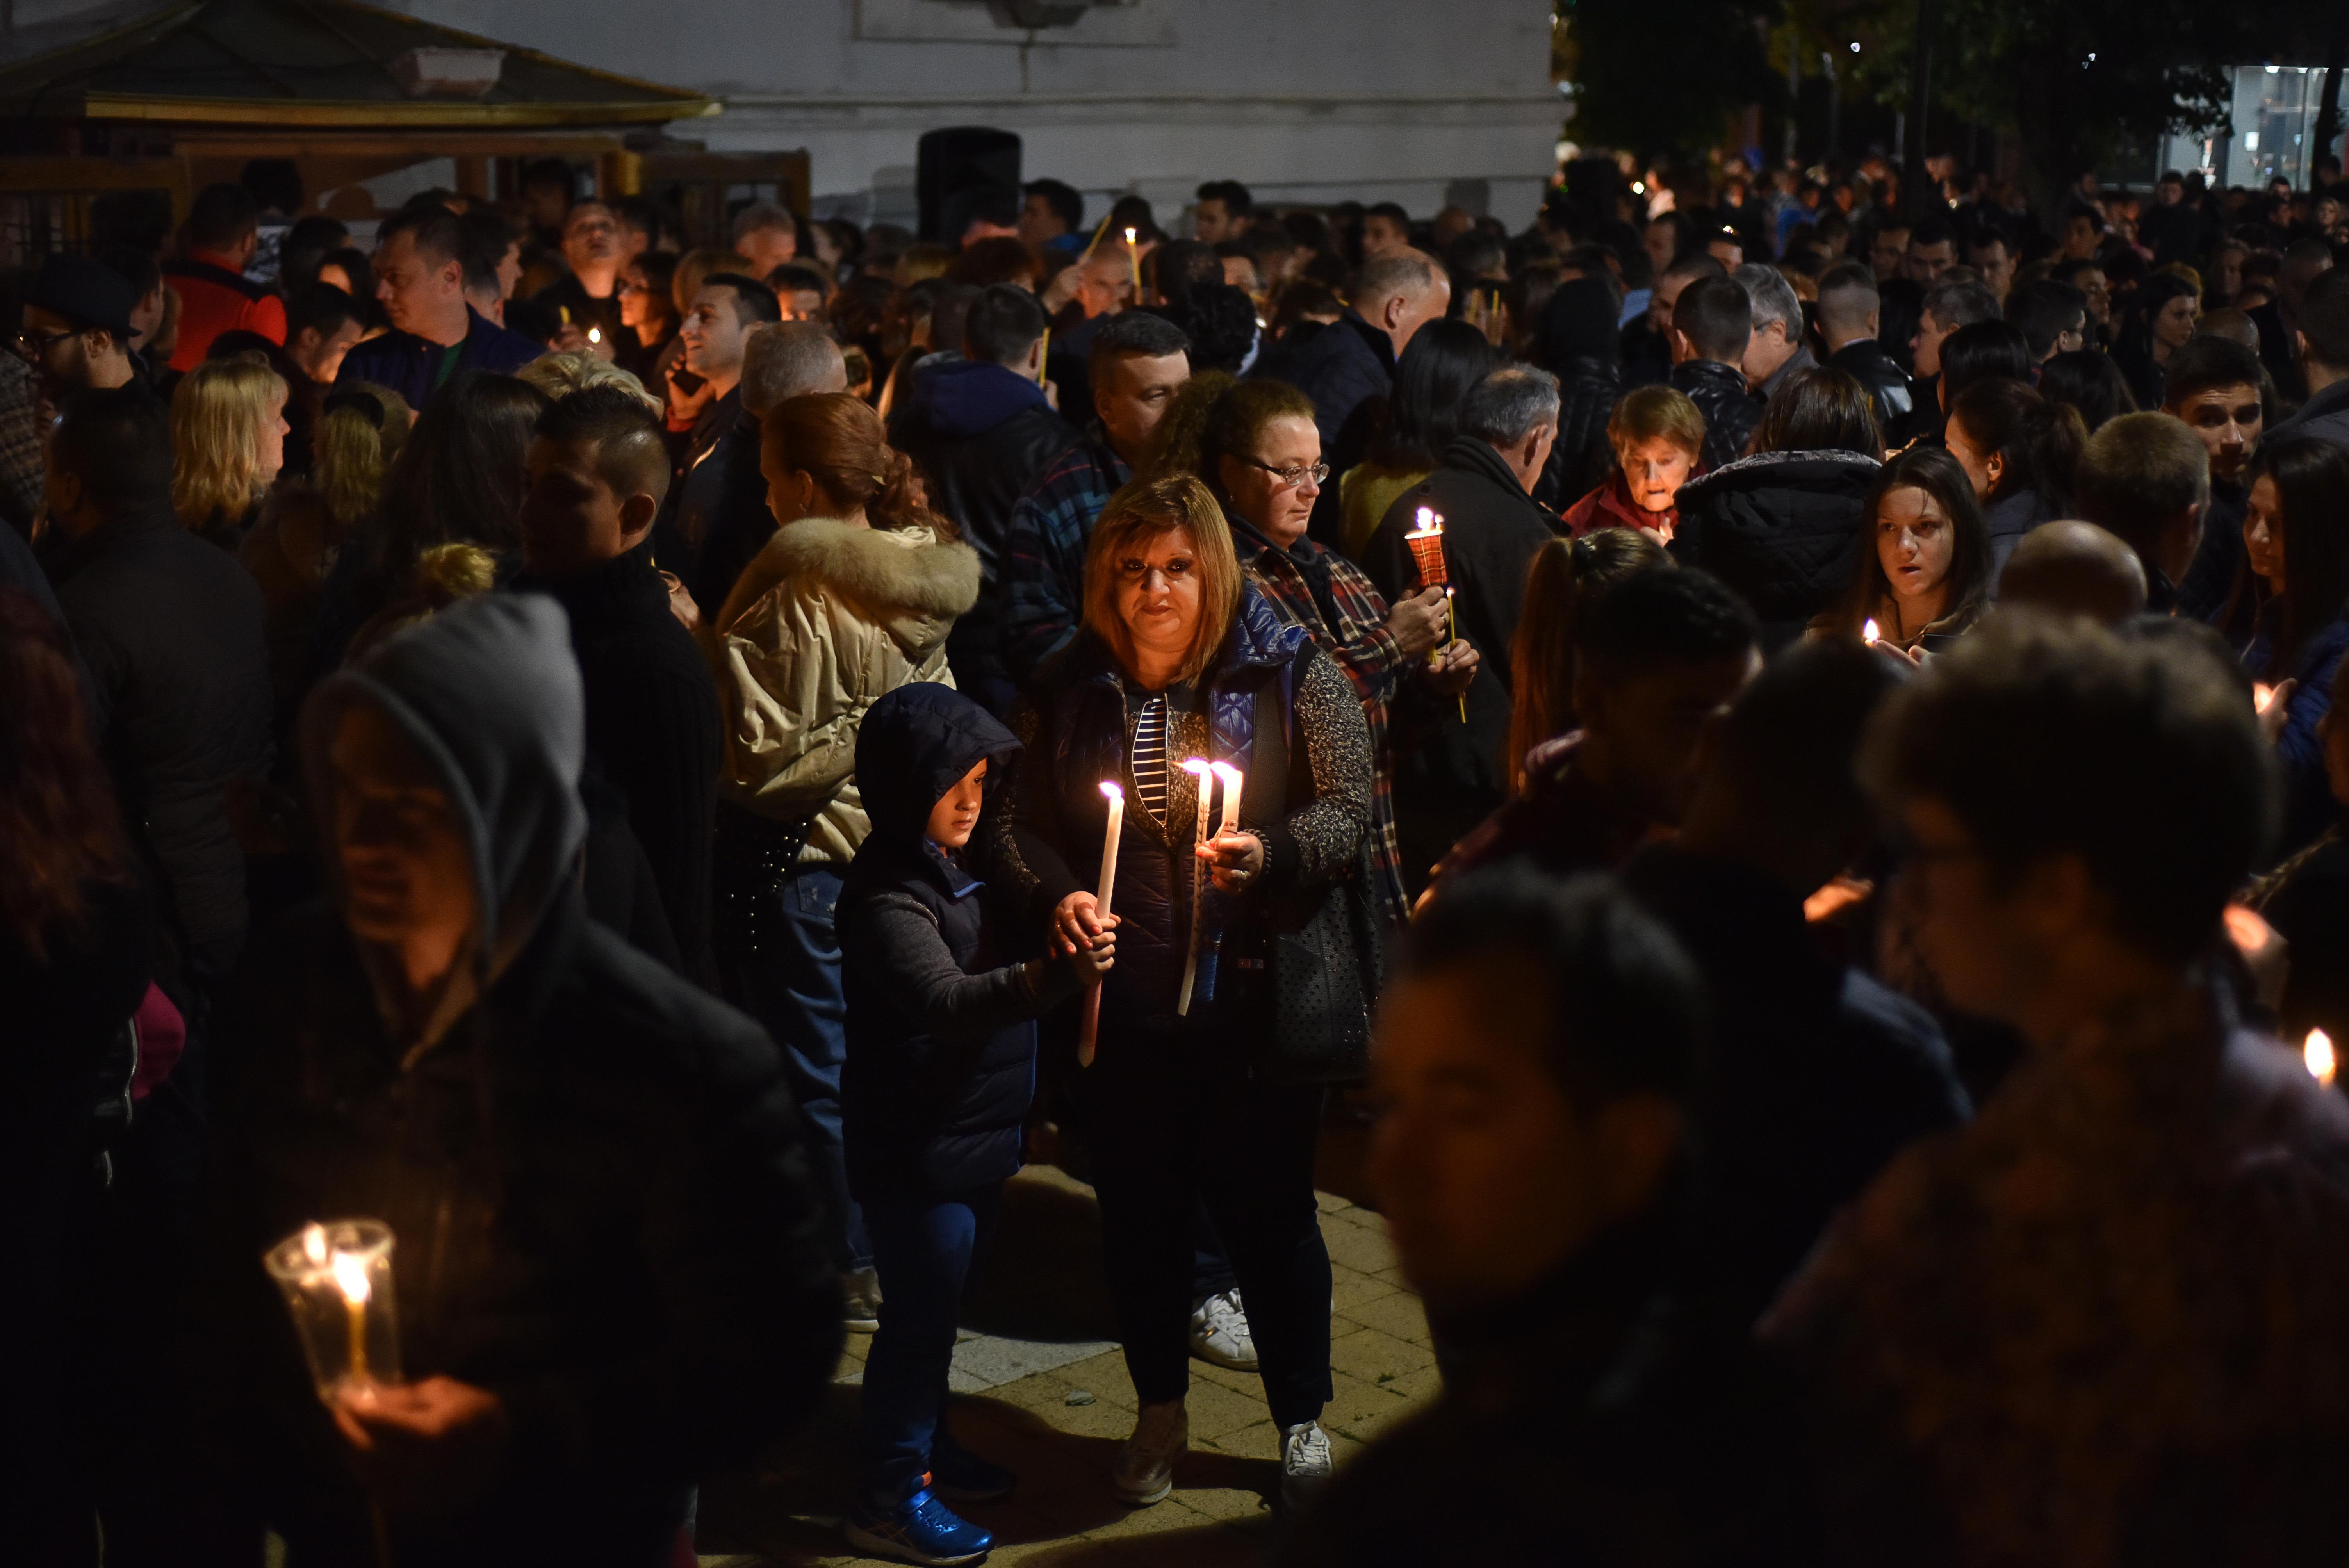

{"left": 1862, "top": 618, "right": 1880, "bottom": 645}
{"left": 330, "top": 1252, "right": 371, "bottom": 1307}
{"left": 2255, "top": 681, "right": 2278, "bottom": 713}
{"left": 1124, "top": 226, "right": 1137, "bottom": 244}
{"left": 1210, "top": 761, "right": 1242, "bottom": 788}
{"left": 1408, "top": 506, "right": 1442, "bottom": 536}
{"left": 1179, "top": 757, "right": 1212, "bottom": 777}
{"left": 2310, "top": 1029, "right": 2338, "bottom": 1087}
{"left": 303, "top": 1223, "right": 329, "bottom": 1265}
{"left": 588, "top": 326, "right": 601, "bottom": 344}
{"left": 1098, "top": 780, "right": 1122, "bottom": 800}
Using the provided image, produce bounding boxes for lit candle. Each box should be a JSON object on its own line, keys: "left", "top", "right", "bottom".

{"left": 2255, "top": 681, "right": 2278, "bottom": 713}
{"left": 331, "top": 1251, "right": 371, "bottom": 1386}
{"left": 1124, "top": 227, "right": 1141, "bottom": 299}
{"left": 587, "top": 326, "right": 602, "bottom": 346}
{"left": 1210, "top": 761, "right": 1242, "bottom": 836}
{"left": 1078, "top": 782, "right": 1123, "bottom": 1067}
{"left": 1178, "top": 757, "right": 1213, "bottom": 1015}
{"left": 2310, "top": 1028, "right": 2338, "bottom": 1088}
{"left": 1862, "top": 617, "right": 1880, "bottom": 646}
{"left": 1403, "top": 509, "right": 1450, "bottom": 675}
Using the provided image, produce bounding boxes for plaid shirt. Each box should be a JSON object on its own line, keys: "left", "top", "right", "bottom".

{"left": 0, "top": 355, "right": 43, "bottom": 537}
{"left": 1001, "top": 432, "right": 1130, "bottom": 684}
{"left": 1228, "top": 513, "right": 1410, "bottom": 924}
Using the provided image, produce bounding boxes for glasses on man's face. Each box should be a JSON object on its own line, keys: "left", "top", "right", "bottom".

{"left": 12, "top": 326, "right": 75, "bottom": 355}
{"left": 1242, "top": 456, "right": 1329, "bottom": 490}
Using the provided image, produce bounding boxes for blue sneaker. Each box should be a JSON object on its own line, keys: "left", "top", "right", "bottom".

{"left": 845, "top": 1483, "right": 994, "bottom": 1566}
{"left": 931, "top": 1438, "right": 1015, "bottom": 1504}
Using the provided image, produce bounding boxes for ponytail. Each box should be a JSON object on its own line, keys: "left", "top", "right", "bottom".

{"left": 1506, "top": 526, "right": 1670, "bottom": 794}
{"left": 763, "top": 392, "right": 955, "bottom": 538}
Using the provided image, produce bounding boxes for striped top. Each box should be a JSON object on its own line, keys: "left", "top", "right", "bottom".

{"left": 1132, "top": 694, "right": 1171, "bottom": 828}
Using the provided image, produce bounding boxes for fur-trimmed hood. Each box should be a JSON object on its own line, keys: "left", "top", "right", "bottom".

{"left": 720, "top": 516, "right": 980, "bottom": 656}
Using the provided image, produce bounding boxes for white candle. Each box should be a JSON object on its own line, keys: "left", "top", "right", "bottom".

{"left": 1210, "top": 761, "right": 1242, "bottom": 836}
{"left": 1077, "top": 781, "right": 1123, "bottom": 1067}
{"left": 1178, "top": 758, "right": 1214, "bottom": 1015}
{"left": 331, "top": 1251, "right": 371, "bottom": 1384}
{"left": 2310, "top": 1028, "right": 2338, "bottom": 1088}
{"left": 1125, "top": 227, "right": 1141, "bottom": 297}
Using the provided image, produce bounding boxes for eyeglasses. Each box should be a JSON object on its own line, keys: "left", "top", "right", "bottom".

{"left": 12, "top": 326, "right": 75, "bottom": 354}
{"left": 1241, "top": 456, "right": 1329, "bottom": 489}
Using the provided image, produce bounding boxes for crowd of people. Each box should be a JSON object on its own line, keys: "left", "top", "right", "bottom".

{"left": 4, "top": 147, "right": 2349, "bottom": 1566}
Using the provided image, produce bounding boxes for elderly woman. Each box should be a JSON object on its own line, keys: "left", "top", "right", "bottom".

{"left": 1561, "top": 383, "right": 1703, "bottom": 541}
{"left": 998, "top": 474, "right": 1374, "bottom": 1519}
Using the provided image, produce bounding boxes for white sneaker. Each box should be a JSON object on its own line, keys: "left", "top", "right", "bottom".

{"left": 1187, "top": 1288, "right": 1259, "bottom": 1371}
{"left": 843, "top": 1267, "right": 882, "bottom": 1333}
{"left": 1278, "top": 1421, "right": 1332, "bottom": 1516}
{"left": 1109, "top": 1399, "right": 1188, "bottom": 1506}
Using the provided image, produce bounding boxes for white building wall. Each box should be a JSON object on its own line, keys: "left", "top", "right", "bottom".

{"left": 397, "top": 0, "right": 1565, "bottom": 228}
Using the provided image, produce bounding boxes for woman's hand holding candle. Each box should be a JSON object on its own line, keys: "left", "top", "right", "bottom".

{"left": 1198, "top": 830, "right": 1265, "bottom": 893}
{"left": 1422, "top": 637, "right": 1480, "bottom": 695}
{"left": 334, "top": 1375, "right": 511, "bottom": 1518}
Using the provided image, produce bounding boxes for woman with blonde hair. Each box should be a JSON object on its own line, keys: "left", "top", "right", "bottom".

{"left": 171, "top": 355, "right": 288, "bottom": 547}
{"left": 996, "top": 472, "right": 1373, "bottom": 1518}
{"left": 239, "top": 382, "right": 410, "bottom": 728}
{"left": 709, "top": 390, "right": 980, "bottom": 1333}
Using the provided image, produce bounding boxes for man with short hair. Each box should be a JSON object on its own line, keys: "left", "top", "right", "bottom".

{"left": 1622, "top": 251, "right": 1727, "bottom": 389}
{"left": 1254, "top": 249, "right": 1450, "bottom": 454}
{"left": 283, "top": 283, "right": 365, "bottom": 390}
{"left": 1868, "top": 219, "right": 1912, "bottom": 285}
{"left": 2058, "top": 200, "right": 2105, "bottom": 263}
{"left": 1908, "top": 277, "right": 2001, "bottom": 433}
{"left": 767, "top": 263, "right": 829, "bottom": 324}
{"left": 41, "top": 385, "right": 272, "bottom": 1063}
{"left": 2006, "top": 278, "right": 2087, "bottom": 364}
{"left": 205, "top": 592, "right": 838, "bottom": 1564}
{"left": 2053, "top": 257, "right": 2112, "bottom": 337}
{"left": 1997, "top": 519, "right": 2148, "bottom": 624}
{"left": 165, "top": 182, "right": 287, "bottom": 370}
{"left": 1019, "top": 178, "right": 1084, "bottom": 251}
{"left": 460, "top": 208, "right": 524, "bottom": 322}
{"left": 1964, "top": 229, "right": 2015, "bottom": 303}
{"left": 1736, "top": 263, "right": 1814, "bottom": 399}
{"left": 1436, "top": 566, "right": 1761, "bottom": 890}
{"left": 2159, "top": 335, "right": 2266, "bottom": 622}
{"left": 1361, "top": 202, "right": 1412, "bottom": 262}
{"left": 1000, "top": 310, "right": 1191, "bottom": 681}
{"left": 535, "top": 200, "right": 626, "bottom": 353}
{"left": 337, "top": 205, "right": 540, "bottom": 405}
{"left": 2252, "top": 237, "right": 2335, "bottom": 399}
{"left": 732, "top": 201, "right": 800, "bottom": 278}
{"left": 1285, "top": 868, "right": 1818, "bottom": 1567}
{"left": 514, "top": 386, "right": 722, "bottom": 978}
{"left": 1814, "top": 261, "right": 1916, "bottom": 439}
{"left": 1902, "top": 216, "right": 1957, "bottom": 285}
{"left": 1669, "top": 274, "right": 1762, "bottom": 470}
{"left": 894, "top": 283, "right": 1079, "bottom": 711}
{"left": 2074, "top": 410, "right": 2210, "bottom": 612}
{"left": 16, "top": 252, "right": 142, "bottom": 401}
{"left": 1763, "top": 615, "right": 2349, "bottom": 1566}
{"left": 1194, "top": 180, "right": 1253, "bottom": 244}
{"left": 2264, "top": 264, "right": 2349, "bottom": 449}
{"left": 1624, "top": 642, "right": 1969, "bottom": 1323}
{"left": 666, "top": 273, "right": 784, "bottom": 562}
{"left": 681, "top": 321, "right": 850, "bottom": 619}
{"left": 1365, "top": 365, "right": 1564, "bottom": 886}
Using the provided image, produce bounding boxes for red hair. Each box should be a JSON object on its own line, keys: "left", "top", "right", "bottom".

{"left": 760, "top": 392, "right": 956, "bottom": 539}
{"left": 0, "top": 588, "right": 127, "bottom": 961}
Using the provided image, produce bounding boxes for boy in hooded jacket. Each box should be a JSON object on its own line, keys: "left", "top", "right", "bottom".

{"left": 838, "top": 681, "right": 1114, "bottom": 1565}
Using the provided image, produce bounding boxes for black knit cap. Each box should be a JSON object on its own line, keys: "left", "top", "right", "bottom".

{"left": 24, "top": 253, "right": 137, "bottom": 337}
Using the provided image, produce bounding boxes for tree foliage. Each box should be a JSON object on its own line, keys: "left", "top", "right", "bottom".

{"left": 1561, "top": 0, "right": 1783, "bottom": 162}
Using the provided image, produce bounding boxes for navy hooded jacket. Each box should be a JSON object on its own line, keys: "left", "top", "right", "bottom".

{"left": 838, "top": 682, "right": 1076, "bottom": 1199}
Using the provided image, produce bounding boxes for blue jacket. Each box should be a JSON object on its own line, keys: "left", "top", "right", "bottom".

{"left": 2247, "top": 608, "right": 2349, "bottom": 855}
{"left": 838, "top": 683, "right": 1068, "bottom": 1199}
{"left": 336, "top": 306, "right": 542, "bottom": 410}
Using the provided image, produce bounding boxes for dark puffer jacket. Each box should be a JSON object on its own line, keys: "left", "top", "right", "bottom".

{"left": 1670, "top": 449, "right": 1881, "bottom": 648}
{"left": 1671, "top": 358, "right": 1763, "bottom": 473}
{"left": 1535, "top": 355, "right": 1623, "bottom": 511}
{"left": 839, "top": 682, "right": 1073, "bottom": 1200}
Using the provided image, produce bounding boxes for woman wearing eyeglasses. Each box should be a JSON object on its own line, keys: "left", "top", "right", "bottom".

{"left": 613, "top": 249, "right": 680, "bottom": 385}
{"left": 1150, "top": 373, "right": 1476, "bottom": 924}
{"left": 996, "top": 473, "right": 1373, "bottom": 1520}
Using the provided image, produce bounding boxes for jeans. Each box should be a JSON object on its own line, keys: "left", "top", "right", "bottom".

{"left": 716, "top": 861, "right": 869, "bottom": 1273}
{"left": 1080, "top": 1019, "right": 1331, "bottom": 1431}
{"left": 858, "top": 1185, "right": 1004, "bottom": 1504}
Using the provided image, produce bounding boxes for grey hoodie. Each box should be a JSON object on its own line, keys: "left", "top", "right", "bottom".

{"left": 302, "top": 593, "right": 587, "bottom": 1049}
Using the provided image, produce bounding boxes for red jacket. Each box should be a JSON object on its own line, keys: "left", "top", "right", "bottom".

{"left": 163, "top": 251, "right": 286, "bottom": 371}
{"left": 1559, "top": 469, "right": 1683, "bottom": 542}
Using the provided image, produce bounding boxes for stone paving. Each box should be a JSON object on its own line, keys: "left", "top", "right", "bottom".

{"left": 692, "top": 1162, "right": 1435, "bottom": 1567}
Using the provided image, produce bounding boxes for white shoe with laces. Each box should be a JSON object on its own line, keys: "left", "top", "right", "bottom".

{"left": 1279, "top": 1421, "right": 1332, "bottom": 1516}
{"left": 1187, "top": 1288, "right": 1259, "bottom": 1371}
{"left": 1110, "top": 1399, "right": 1189, "bottom": 1506}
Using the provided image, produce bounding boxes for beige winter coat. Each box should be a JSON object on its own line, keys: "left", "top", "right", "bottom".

{"left": 711, "top": 515, "right": 981, "bottom": 865}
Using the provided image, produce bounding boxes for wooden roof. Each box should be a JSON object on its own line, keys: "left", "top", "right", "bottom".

{"left": 0, "top": 0, "right": 720, "bottom": 127}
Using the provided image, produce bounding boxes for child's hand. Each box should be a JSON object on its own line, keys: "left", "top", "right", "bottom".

{"left": 1067, "top": 923, "right": 1116, "bottom": 982}
{"left": 1051, "top": 891, "right": 1111, "bottom": 957}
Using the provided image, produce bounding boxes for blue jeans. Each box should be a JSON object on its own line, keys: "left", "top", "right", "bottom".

{"left": 716, "top": 861, "right": 869, "bottom": 1272}
{"left": 858, "top": 1185, "right": 1004, "bottom": 1504}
